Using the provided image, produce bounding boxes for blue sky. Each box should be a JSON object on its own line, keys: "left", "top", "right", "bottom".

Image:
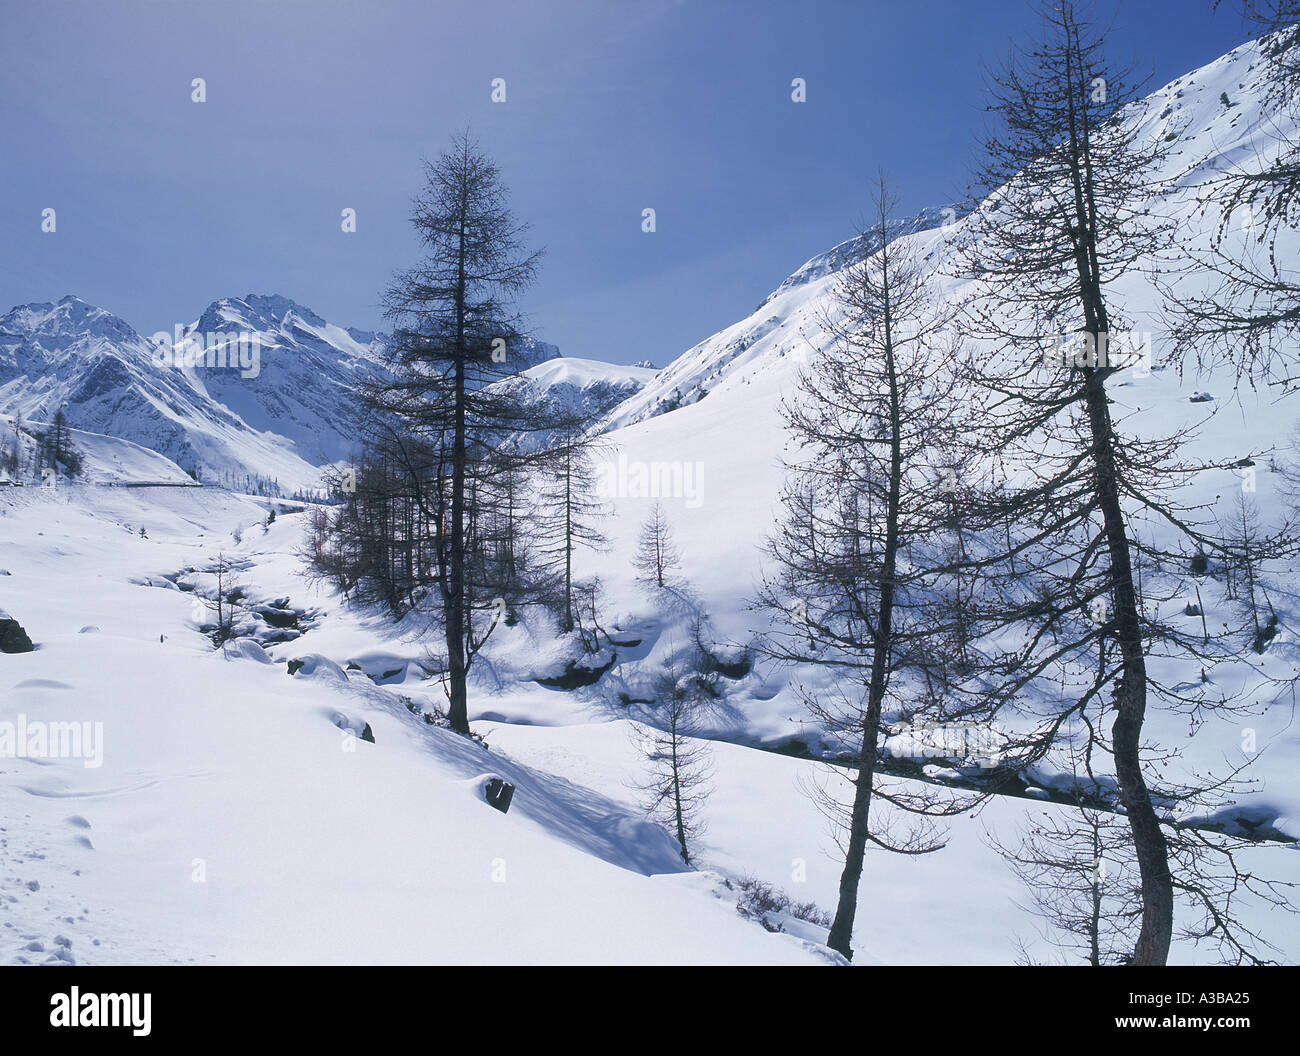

{"left": 0, "top": 0, "right": 1261, "bottom": 365}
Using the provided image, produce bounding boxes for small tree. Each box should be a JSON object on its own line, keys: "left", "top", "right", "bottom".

{"left": 1, "top": 429, "right": 17, "bottom": 479}
{"left": 999, "top": 804, "right": 1143, "bottom": 966}
{"left": 5, "top": 413, "right": 24, "bottom": 480}
{"left": 207, "top": 553, "right": 240, "bottom": 646}
{"left": 996, "top": 741, "right": 1297, "bottom": 965}
{"left": 635, "top": 645, "right": 714, "bottom": 864}
{"left": 992, "top": 745, "right": 1144, "bottom": 965}
{"left": 1219, "top": 487, "right": 1293, "bottom": 652}
{"left": 535, "top": 421, "right": 609, "bottom": 633}
{"left": 634, "top": 502, "right": 682, "bottom": 589}
{"left": 40, "top": 409, "right": 81, "bottom": 479}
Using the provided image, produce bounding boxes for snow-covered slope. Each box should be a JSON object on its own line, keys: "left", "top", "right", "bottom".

{"left": 0, "top": 413, "right": 195, "bottom": 486}
{"left": 602, "top": 206, "right": 960, "bottom": 431}
{"left": 758, "top": 204, "right": 961, "bottom": 308}
{"left": 0, "top": 487, "right": 833, "bottom": 965}
{"left": 569, "top": 34, "right": 1300, "bottom": 839}
{"left": 517, "top": 356, "right": 659, "bottom": 433}
{"left": 524, "top": 356, "right": 658, "bottom": 402}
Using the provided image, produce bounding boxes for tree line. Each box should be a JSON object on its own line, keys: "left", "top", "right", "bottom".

{"left": 304, "top": 134, "right": 614, "bottom": 735}
{"left": 1, "top": 410, "right": 82, "bottom": 482}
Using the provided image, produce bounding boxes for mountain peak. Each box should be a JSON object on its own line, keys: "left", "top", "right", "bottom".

{"left": 2, "top": 296, "right": 138, "bottom": 343}
{"left": 196, "top": 293, "right": 328, "bottom": 334}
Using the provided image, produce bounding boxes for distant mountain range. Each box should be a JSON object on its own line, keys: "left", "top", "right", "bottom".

{"left": 0, "top": 294, "right": 564, "bottom": 492}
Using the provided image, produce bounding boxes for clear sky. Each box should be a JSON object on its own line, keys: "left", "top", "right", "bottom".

{"left": 0, "top": 0, "right": 1263, "bottom": 365}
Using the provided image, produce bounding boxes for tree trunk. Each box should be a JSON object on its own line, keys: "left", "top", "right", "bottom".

{"left": 672, "top": 726, "right": 688, "bottom": 863}
{"left": 564, "top": 449, "right": 574, "bottom": 633}
{"left": 1062, "top": 36, "right": 1173, "bottom": 959}
{"left": 827, "top": 248, "right": 902, "bottom": 961}
{"left": 1089, "top": 821, "right": 1102, "bottom": 967}
{"left": 446, "top": 223, "right": 471, "bottom": 735}
{"left": 1082, "top": 370, "right": 1173, "bottom": 966}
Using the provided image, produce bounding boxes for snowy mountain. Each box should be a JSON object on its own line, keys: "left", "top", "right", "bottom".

{"left": 601, "top": 33, "right": 1298, "bottom": 505}
{"left": 522, "top": 357, "right": 658, "bottom": 413}
{"left": 510, "top": 357, "right": 659, "bottom": 445}
{"left": 0, "top": 295, "right": 335, "bottom": 491}
{"left": 583, "top": 32, "right": 1300, "bottom": 791}
{"left": 177, "top": 294, "right": 389, "bottom": 469}
{"left": 757, "top": 204, "right": 963, "bottom": 308}
{"left": 602, "top": 36, "right": 1294, "bottom": 438}
{"left": 0, "top": 294, "right": 568, "bottom": 494}
{"left": 600, "top": 206, "right": 960, "bottom": 431}
{"left": 177, "top": 296, "right": 563, "bottom": 466}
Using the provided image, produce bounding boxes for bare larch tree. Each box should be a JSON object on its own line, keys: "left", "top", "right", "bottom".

{"left": 634, "top": 502, "right": 683, "bottom": 590}
{"left": 760, "top": 177, "right": 984, "bottom": 961}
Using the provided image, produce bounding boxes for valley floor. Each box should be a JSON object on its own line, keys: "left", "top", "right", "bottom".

{"left": 1, "top": 485, "right": 1296, "bottom": 965}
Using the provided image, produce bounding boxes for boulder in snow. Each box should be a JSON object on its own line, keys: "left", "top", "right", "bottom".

{"left": 0, "top": 611, "right": 34, "bottom": 653}
{"left": 484, "top": 777, "right": 515, "bottom": 814}
{"left": 288, "top": 653, "right": 346, "bottom": 681}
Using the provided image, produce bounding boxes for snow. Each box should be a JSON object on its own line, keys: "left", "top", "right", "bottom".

{"left": 0, "top": 487, "right": 833, "bottom": 964}
{"left": 2, "top": 476, "right": 1295, "bottom": 963}
{"left": 1, "top": 413, "right": 195, "bottom": 486}
{"left": 522, "top": 356, "right": 658, "bottom": 391}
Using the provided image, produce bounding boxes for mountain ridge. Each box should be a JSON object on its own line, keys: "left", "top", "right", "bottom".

{"left": 0, "top": 292, "right": 574, "bottom": 492}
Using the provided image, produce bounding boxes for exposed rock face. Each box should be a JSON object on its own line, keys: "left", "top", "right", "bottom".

{"left": 0, "top": 610, "right": 34, "bottom": 653}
